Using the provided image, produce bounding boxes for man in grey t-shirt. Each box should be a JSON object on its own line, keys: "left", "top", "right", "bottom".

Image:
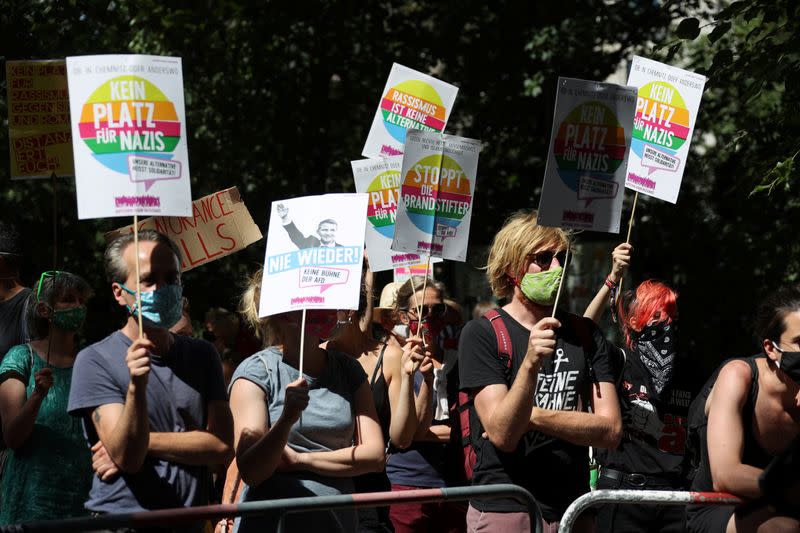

{"left": 68, "top": 230, "right": 233, "bottom": 522}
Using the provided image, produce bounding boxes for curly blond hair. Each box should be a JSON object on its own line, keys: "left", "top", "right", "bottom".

{"left": 486, "top": 210, "right": 569, "bottom": 299}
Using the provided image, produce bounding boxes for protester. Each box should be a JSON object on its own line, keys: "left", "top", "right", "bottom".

{"left": 373, "top": 281, "right": 407, "bottom": 348}
{"left": 0, "top": 222, "right": 30, "bottom": 359}
{"left": 67, "top": 230, "right": 233, "bottom": 530}
{"left": 686, "top": 285, "right": 800, "bottom": 532}
{"left": 386, "top": 276, "right": 465, "bottom": 533}
{"left": 0, "top": 271, "right": 92, "bottom": 523}
{"left": 459, "top": 210, "right": 621, "bottom": 533}
{"left": 327, "top": 264, "right": 433, "bottom": 532}
{"left": 584, "top": 243, "right": 695, "bottom": 533}
{"left": 229, "top": 269, "right": 385, "bottom": 533}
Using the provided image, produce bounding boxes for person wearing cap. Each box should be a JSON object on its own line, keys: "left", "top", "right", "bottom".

{"left": 373, "top": 281, "right": 408, "bottom": 348}
{"left": 0, "top": 222, "right": 31, "bottom": 359}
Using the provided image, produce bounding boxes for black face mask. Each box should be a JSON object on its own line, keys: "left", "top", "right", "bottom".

{"left": 772, "top": 342, "right": 800, "bottom": 384}
{"left": 631, "top": 320, "right": 678, "bottom": 397}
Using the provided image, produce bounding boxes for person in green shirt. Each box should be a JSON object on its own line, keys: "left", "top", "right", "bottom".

{"left": 0, "top": 271, "right": 93, "bottom": 523}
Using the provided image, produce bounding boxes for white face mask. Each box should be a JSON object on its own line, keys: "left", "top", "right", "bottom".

{"left": 393, "top": 324, "right": 409, "bottom": 338}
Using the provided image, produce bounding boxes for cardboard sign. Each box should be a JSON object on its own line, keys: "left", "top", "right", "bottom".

{"left": 6, "top": 60, "right": 74, "bottom": 179}
{"left": 392, "top": 130, "right": 481, "bottom": 261}
{"left": 362, "top": 63, "right": 459, "bottom": 158}
{"left": 352, "top": 155, "right": 441, "bottom": 272}
{"left": 260, "top": 194, "right": 368, "bottom": 317}
{"left": 625, "top": 56, "right": 706, "bottom": 203}
{"left": 393, "top": 261, "right": 435, "bottom": 283}
{"left": 537, "top": 77, "right": 637, "bottom": 233}
{"left": 105, "top": 187, "right": 262, "bottom": 271}
{"left": 66, "top": 54, "right": 192, "bottom": 219}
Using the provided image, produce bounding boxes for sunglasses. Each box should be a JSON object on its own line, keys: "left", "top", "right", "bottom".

{"left": 36, "top": 270, "right": 63, "bottom": 303}
{"left": 528, "top": 250, "right": 567, "bottom": 269}
{"left": 402, "top": 303, "right": 447, "bottom": 318}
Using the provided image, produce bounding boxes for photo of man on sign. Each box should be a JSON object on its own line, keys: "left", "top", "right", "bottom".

{"left": 277, "top": 203, "right": 342, "bottom": 249}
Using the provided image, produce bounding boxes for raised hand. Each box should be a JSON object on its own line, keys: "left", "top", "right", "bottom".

{"left": 525, "top": 317, "right": 561, "bottom": 370}
{"left": 281, "top": 377, "right": 309, "bottom": 424}
{"left": 126, "top": 335, "right": 153, "bottom": 387}
{"left": 609, "top": 243, "right": 633, "bottom": 283}
{"left": 32, "top": 368, "right": 54, "bottom": 397}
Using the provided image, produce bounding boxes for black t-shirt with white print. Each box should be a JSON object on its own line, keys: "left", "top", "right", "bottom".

{"left": 458, "top": 308, "right": 616, "bottom": 520}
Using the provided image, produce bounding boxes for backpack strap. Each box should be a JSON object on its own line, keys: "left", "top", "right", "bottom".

{"left": 483, "top": 309, "right": 513, "bottom": 381}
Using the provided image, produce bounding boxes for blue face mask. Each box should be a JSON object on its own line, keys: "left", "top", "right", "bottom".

{"left": 120, "top": 283, "right": 183, "bottom": 329}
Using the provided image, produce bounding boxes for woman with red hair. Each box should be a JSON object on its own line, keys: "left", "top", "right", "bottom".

{"left": 584, "top": 243, "right": 695, "bottom": 533}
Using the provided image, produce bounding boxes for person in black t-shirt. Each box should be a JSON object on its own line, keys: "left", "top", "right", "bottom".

{"left": 0, "top": 222, "right": 31, "bottom": 359}
{"left": 584, "top": 243, "right": 696, "bottom": 533}
{"left": 459, "top": 211, "right": 621, "bottom": 533}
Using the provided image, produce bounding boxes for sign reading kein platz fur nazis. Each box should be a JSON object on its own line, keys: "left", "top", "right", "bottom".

{"left": 537, "top": 77, "right": 637, "bottom": 233}
{"left": 67, "top": 54, "right": 192, "bottom": 218}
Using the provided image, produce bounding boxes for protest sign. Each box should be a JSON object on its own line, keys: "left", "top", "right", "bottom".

{"left": 393, "top": 261, "right": 435, "bottom": 283}
{"left": 625, "top": 56, "right": 706, "bottom": 203}
{"left": 352, "top": 155, "right": 441, "bottom": 272}
{"left": 392, "top": 130, "right": 481, "bottom": 262}
{"left": 66, "top": 54, "right": 192, "bottom": 219}
{"left": 259, "top": 194, "right": 368, "bottom": 317}
{"left": 105, "top": 187, "right": 262, "bottom": 271}
{"left": 362, "top": 63, "right": 459, "bottom": 158}
{"left": 6, "top": 60, "right": 74, "bottom": 179}
{"left": 537, "top": 77, "right": 637, "bottom": 233}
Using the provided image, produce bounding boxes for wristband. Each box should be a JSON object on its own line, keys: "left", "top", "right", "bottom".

{"left": 604, "top": 276, "right": 618, "bottom": 290}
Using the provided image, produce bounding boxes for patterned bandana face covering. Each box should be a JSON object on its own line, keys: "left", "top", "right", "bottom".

{"left": 632, "top": 320, "right": 678, "bottom": 397}
{"left": 519, "top": 266, "right": 563, "bottom": 306}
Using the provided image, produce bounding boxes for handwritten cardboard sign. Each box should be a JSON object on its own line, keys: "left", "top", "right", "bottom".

{"left": 6, "top": 59, "right": 74, "bottom": 179}
{"left": 537, "top": 77, "right": 637, "bottom": 233}
{"left": 625, "top": 56, "right": 706, "bottom": 203}
{"left": 105, "top": 187, "right": 262, "bottom": 271}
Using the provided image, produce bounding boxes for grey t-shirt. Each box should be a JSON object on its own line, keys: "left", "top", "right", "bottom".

{"left": 67, "top": 331, "right": 227, "bottom": 514}
{"left": 230, "top": 347, "right": 367, "bottom": 533}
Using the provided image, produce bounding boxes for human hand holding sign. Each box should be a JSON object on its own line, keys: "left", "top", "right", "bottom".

{"left": 126, "top": 336, "right": 153, "bottom": 389}
{"left": 280, "top": 377, "right": 309, "bottom": 425}
{"left": 525, "top": 317, "right": 561, "bottom": 372}
{"left": 609, "top": 243, "right": 633, "bottom": 284}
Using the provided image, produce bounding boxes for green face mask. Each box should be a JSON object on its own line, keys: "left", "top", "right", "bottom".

{"left": 519, "top": 267, "right": 563, "bottom": 306}
{"left": 51, "top": 305, "right": 87, "bottom": 332}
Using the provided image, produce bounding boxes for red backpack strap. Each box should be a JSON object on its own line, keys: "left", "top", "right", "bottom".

{"left": 483, "top": 309, "right": 513, "bottom": 378}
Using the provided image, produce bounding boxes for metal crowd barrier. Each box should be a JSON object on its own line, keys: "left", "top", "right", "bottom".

{"left": 1, "top": 484, "right": 543, "bottom": 533}
{"left": 558, "top": 490, "right": 743, "bottom": 533}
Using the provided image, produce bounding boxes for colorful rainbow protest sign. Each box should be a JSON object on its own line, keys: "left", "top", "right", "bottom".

{"left": 625, "top": 56, "right": 706, "bottom": 203}
{"left": 362, "top": 64, "right": 458, "bottom": 158}
{"left": 537, "top": 77, "right": 637, "bottom": 233}
{"left": 66, "top": 55, "right": 191, "bottom": 219}
{"left": 392, "top": 130, "right": 481, "bottom": 261}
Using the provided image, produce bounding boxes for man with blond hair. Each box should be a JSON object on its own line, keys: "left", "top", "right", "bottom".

{"left": 459, "top": 211, "right": 621, "bottom": 533}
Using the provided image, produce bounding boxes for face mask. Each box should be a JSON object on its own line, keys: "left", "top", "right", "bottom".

{"left": 409, "top": 317, "right": 444, "bottom": 346}
{"left": 51, "top": 305, "right": 87, "bottom": 331}
{"left": 519, "top": 267, "right": 563, "bottom": 306}
{"left": 772, "top": 342, "right": 800, "bottom": 384}
{"left": 120, "top": 283, "right": 183, "bottom": 329}
{"left": 631, "top": 320, "right": 678, "bottom": 397}
{"left": 392, "top": 324, "right": 409, "bottom": 339}
{"left": 280, "top": 310, "right": 339, "bottom": 340}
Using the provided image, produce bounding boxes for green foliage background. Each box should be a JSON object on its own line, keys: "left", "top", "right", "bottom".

{"left": 1, "top": 0, "right": 797, "bottom": 373}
